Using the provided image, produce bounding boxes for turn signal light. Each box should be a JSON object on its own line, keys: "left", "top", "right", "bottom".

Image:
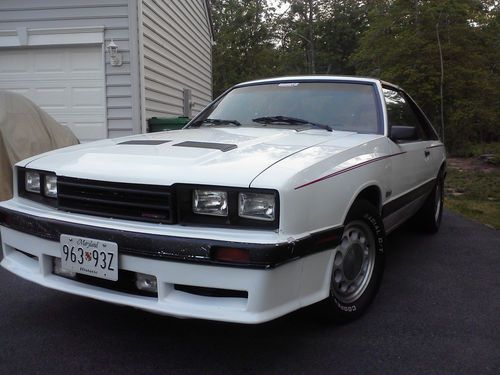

{"left": 213, "top": 247, "right": 250, "bottom": 263}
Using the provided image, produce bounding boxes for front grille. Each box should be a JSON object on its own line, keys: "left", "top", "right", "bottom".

{"left": 57, "top": 177, "right": 174, "bottom": 224}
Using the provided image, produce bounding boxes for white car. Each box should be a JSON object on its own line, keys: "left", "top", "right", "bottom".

{"left": 0, "top": 76, "right": 446, "bottom": 324}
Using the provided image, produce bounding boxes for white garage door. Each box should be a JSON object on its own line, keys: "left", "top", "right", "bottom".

{"left": 0, "top": 45, "right": 106, "bottom": 142}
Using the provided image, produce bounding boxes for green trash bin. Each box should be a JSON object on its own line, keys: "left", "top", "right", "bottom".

{"left": 147, "top": 116, "right": 191, "bottom": 132}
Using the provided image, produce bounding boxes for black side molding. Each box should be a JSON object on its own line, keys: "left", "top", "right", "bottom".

{"left": 382, "top": 178, "right": 436, "bottom": 218}
{"left": 173, "top": 141, "right": 237, "bottom": 152}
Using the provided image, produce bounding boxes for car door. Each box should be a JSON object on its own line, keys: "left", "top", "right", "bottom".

{"left": 403, "top": 92, "right": 443, "bottom": 181}
{"left": 382, "top": 86, "right": 434, "bottom": 230}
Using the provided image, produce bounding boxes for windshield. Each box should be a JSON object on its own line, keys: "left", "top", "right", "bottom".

{"left": 191, "top": 82, "right": 381, "bottom": 134}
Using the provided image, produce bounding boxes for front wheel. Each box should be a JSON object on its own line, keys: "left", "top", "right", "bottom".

{"left": 318, "top": 200, "right": 385, "bottom": 322}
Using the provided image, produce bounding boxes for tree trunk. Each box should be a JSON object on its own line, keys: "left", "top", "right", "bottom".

{"left": 308, "top": 0, "right": 316, "bottom": 74}
{"left": 436, "top": 21, "right": 445, "bottom": 143}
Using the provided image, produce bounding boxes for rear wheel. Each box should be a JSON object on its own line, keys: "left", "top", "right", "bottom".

{"left": 319, "top": 200, "right": 385, "bottom": 322}
{"left": 414, "top": 172, "right": 444, "bottom": 233}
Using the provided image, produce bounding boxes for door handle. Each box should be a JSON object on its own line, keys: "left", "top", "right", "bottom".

{"left": 424, "top": 150, "right": 430, "bottom": 157}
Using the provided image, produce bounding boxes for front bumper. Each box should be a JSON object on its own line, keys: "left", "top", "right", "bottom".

{"left": 0, "top": 204, "right": 342, "bottom": 323}
{"left": 0, "top": 205, "right": 342, "bottom": 269}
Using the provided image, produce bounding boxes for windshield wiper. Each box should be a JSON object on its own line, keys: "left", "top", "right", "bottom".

{"left": 252, "top": 116, "right": 332, "bottom": 132}
{"left": 194, "top": 118, "right": 241, "bottom": 127}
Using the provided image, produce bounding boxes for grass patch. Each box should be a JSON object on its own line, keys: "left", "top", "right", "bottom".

{"left": 467, "top": 142, "right": 500, "bottom": 156}
{"left": 445, "top": 198, "right": 500, "bottom": 229}
{"left": 452, "top": 142, "right": 500, "bottom": 164}
{"left": 445, "top": 167, "right": 500, "bottom": 229}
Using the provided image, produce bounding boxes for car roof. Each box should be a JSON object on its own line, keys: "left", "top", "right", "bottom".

{"left": 234, "top": 75, "right": 402, "bottom": 91}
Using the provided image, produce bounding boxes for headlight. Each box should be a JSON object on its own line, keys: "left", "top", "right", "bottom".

{"left": 238, "top": 192, "right": 275, "bottom": 221}
{"left": 177, "top": 185, "right": 279, "bottom": 229}
{"left": 20, "top": 168, "right": 58, "bottom": 207}
{"left": 44, "top": 175, "right": 58, "bottom": 198}
{"left": 25, "top": 171, "right": 41, "bottom": 193}
{"left": 193, "top": 189, "right": 228, "bottom": 216}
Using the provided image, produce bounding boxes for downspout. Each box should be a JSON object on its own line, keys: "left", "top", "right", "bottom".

{"left": 136, "top": 0, "right": 147, "bottom": 133}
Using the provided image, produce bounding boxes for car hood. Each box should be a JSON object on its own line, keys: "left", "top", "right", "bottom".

{"left": 24, "top": 127, "right": 356, "bottom": 187}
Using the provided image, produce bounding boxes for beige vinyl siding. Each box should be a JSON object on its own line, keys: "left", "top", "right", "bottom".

{"left": 0, "top": 0, "right": 141, "bottom": 139}
{"left": 141, "top": 0, "right": 212, "bottom": 120}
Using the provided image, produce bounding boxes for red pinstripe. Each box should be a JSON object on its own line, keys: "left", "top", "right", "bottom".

{"left": 294, "top": 151, "right": 407, "bottom": 190}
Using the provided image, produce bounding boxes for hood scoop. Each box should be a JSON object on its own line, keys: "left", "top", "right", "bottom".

{"left": 118, "top": 140, "right": 171, "bottom": 145}
{"left": 173, "top": 141, "right": 237, "bottom": 152}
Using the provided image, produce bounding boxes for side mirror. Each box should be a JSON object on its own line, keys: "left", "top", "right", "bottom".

{"left": 390, "top": 125, "right": 416, "bottom": 141}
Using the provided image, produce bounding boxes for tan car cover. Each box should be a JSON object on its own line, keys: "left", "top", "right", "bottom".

{"left": 0, "top": 92, "right": 79, "bottom": 201}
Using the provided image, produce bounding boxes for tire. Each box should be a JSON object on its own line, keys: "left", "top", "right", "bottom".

{"left": 318, "top": 199, "right": 385, "bottom": 322}
{"left": 414, "top": 171, "right": 444, "bottom": 234}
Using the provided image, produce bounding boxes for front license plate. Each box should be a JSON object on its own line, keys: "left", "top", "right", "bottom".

{"left": 60, "top": 235, "right": 118, "bottom": 281}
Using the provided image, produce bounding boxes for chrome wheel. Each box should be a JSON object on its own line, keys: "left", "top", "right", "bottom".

{"left": 331, "top": 220, "right": 376, "bottom": 304}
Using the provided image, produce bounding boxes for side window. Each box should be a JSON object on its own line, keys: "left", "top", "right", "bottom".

{"left": 405, "top": 95, "right": 440, "bottom": 140}
{"left": 383, "top": 88, "right": 428, "bottom": 141}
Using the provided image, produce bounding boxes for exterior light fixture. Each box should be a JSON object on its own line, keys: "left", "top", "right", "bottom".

{"left": 106, "top": 39, "right": 122, "bottom": 66}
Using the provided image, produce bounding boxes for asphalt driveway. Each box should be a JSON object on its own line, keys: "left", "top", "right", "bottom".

{"left": 0, "top": 209, "right": 499, "bottom": 374}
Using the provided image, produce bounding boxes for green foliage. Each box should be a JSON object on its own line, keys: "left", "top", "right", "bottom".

{"left": 351, "top": 0, "right": 500, "bottom": 154}
{"left": 210, "top": 0, "right": 499, "bottom": 153}
{"left": 211, "top": 0, "right": 283, "bottom": 96}
{"left": 277, "top": 0, "right": 370, "bottom": 74}
{"left": 315, "top": 1, "right": 369, "bottom": 74}
{"left": 445, "top": 198, "right": 500, "bottom": 229}
{"left": 446, "top": 167, "right": 499, "bottom": 201}
{"left": 452, "top": 141, "right": 500, "bottom": 159}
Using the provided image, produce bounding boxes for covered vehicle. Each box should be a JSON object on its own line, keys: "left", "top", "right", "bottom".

{"left": 0, "top": 92, "right": 78, "bottom": 201}
{"left": 0, "top": 76, "right": 446, "bottom": 323}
